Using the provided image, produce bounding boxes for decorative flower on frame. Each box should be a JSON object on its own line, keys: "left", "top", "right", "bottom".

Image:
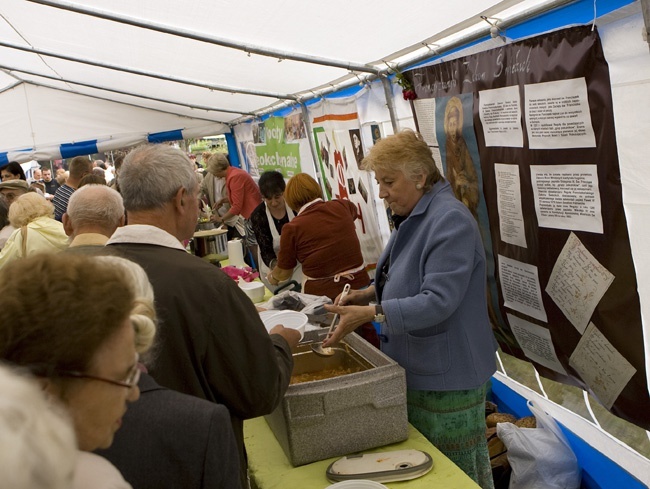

{"left": 394, "top": 68, "right": 417, "bottom": 101}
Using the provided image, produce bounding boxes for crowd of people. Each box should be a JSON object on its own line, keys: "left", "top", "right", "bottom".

{"left": 0, "top": 130, "right": 497, "bottom": 489}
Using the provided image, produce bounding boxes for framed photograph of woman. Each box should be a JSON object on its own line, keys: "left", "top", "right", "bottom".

{"left": 370, "top": 124, "right": 382, "bottom": 145}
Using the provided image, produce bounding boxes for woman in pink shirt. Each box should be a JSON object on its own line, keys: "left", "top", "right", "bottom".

{"left": 210, "top": 154, "right": 262, "bottom": 262}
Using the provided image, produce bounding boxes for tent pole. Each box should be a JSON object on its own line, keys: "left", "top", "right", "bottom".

{"left": 0, "top": 65, "right": 253, "bottom": 116}
{"left": 380, "top": 0, "right": 577, "bottom": 70}
{"left": 0, "top": 80, "right": 22, "bottom": 95}
{"left": 300, "top": 102, "right": 322, "bottom": 182}
{"left": 21, "top": 81, "right": 228, "bottom": 125}
{"left": 0, "top": 40, "right": 296, "bottom": 101}
{"left": 379, "top": 76, "right": 399, "bottom": 134}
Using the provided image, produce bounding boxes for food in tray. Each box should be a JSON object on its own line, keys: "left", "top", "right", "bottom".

{"left": 290, "top": 365, "right": 364, "bottom": 384}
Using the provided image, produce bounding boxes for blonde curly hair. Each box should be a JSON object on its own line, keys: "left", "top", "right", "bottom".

{"left": 8, "top": 193, "right": 54, "bottom": 227}
{"left": 362, "top": 129, "right": 441, "bottom": 192}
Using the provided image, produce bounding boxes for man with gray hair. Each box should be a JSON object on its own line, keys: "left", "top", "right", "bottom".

{"left": 106, "top": 144, "right": 299, "bottom": 487}
{"left": 62, "top": 184, "right": 125, "bottom": 248}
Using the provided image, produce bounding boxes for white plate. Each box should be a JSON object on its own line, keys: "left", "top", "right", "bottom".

{"left": 326, "top": 480, "right": 389, "bottom": 489}
{"left": 260, "top": 310, "right": 307, "bottom": 340}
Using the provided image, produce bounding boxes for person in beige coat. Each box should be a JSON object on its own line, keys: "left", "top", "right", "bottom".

{"left": 0, "top": 192, "right": 68, "bottom": 268}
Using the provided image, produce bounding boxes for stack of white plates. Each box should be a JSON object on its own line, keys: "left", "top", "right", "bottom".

{"left": 259, "top": 310, "right": 308, "bottom": 340}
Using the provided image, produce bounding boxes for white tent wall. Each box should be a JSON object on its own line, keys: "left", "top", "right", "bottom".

{"left": 0, "top": 83, "right": 229, "bottom": 162}
{"left": 602, "top": 6, "right": 650, "bottom": 386}
{"left": 354, "top": 79, "right": 417, "bottom": 138}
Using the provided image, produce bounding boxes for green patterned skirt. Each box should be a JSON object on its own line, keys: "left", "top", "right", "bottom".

{"left": 407, "top": 383, "right": 494, "bottom": 489}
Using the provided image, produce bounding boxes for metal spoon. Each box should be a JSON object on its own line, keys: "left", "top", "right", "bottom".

{"left": 311, "top": 283, "right": 351, "bottom": 357}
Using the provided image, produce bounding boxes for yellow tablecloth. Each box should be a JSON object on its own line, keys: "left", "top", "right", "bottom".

{"left": 244, "top": 417, "right": 480, "bottom": 489}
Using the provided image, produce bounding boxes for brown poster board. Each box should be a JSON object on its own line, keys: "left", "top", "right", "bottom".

{"left": 408, "top": 25, "right": 649, "bottom": 429}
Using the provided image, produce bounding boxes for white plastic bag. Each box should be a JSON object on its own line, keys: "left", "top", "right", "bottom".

{"left": 497, "top": 400, "right": 581, "bottom": 489}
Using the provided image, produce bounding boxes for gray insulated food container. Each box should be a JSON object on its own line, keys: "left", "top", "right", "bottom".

{"left": 265, "top": 332, "right": 409, "bottom": 466}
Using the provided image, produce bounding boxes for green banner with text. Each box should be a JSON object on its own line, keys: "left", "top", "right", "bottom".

{"left": 255, "top": 117, "right": 302, "bottom": 177}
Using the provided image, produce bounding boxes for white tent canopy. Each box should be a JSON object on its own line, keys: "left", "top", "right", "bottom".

{"left": 0, "top": 0, "right": 570, "bottom": 159}
{"left": 2, "top": 0, "right": 650, "bottom": 486}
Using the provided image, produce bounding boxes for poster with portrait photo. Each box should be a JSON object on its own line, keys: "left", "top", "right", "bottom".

{"left": 347, "top": 178, "right": 357, "bottom": 195}
{"left": 349, "top": 129, "right": 364, "bottom": 165}
{"left": 252, "top": 122, "right": 266, "bottom": 144}
{"left": 357, "top": 178, "right": 368, "bottom": 203}
{"left": 314, "top": 127, "right": 334, "bottom": 200}
{"left": 320, "top": 140, "right": 330, "bottom": 167}
{"left": 370, "top": 124, "right": 382, "bottom": 145}
{"left": 284, "top": 112, "right": 306, "bottom": 142}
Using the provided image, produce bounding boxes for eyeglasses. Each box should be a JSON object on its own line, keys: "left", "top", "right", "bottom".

{"left": 55, "top": 354, "right": 141, "bottom": 389}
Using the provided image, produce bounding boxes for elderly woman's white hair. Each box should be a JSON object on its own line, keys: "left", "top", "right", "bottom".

{"left": 8, "top": 192, "right": 54, "bottom": 227}
{"left": 0, "top": 363, "right": 77, "bottom": 489}
{"left": 94, "top": 256, "right": 157, "bottom": 356}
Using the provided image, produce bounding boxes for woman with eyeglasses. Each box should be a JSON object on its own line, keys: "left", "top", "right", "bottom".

{"left": 0, "top": 253, "right": 141, "bottom": 489}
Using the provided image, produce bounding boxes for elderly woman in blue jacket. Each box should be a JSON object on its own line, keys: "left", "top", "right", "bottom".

{"left": 324, "top": 129, "right": 497, "bottom": 489}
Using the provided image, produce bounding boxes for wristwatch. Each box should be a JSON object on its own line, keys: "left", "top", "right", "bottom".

{"left": 373, "top": 304, "right": 386, "bottom": 323}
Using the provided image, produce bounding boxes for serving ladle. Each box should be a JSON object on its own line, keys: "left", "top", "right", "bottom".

{"left": 311, "top": 283, "right": 351, "bottom": 357}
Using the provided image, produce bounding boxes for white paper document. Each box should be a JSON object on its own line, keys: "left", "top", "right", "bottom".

{"left": 495, "top": 163, "right": 527, "bottom": 248}
{"left": 525, "top": 77, "right": 596, "bottom": 149}
{"left": 498, "top": 255, "right": 547, "bottom": 322}
{"left": 479, "top": 86, "right": 523, "bottom": 147}
{"left": 546, "top": 233, "right": 615, "bottom": 334}
{"left": 569, "top": 322, "right": 636, "bottom": 409}
{"left": 413, "top": 98, "right": 438, "bottom": 147}
{"left": 507, "top": 313, "right": 566, "bottom": 374}
{"left": 430, "top": 146, "right": 443, "bottom": 176}
{"left": 530, "top": 164, "right": 603, "bottom": 234}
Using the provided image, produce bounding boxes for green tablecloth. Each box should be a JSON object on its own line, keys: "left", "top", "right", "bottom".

{"left": 244, "top": 417, "right": 480, "bottom": 489}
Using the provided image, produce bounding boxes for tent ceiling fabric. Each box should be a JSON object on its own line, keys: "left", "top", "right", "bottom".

{"left": 1, "top": 0, "right": 547, "bottom": 155}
